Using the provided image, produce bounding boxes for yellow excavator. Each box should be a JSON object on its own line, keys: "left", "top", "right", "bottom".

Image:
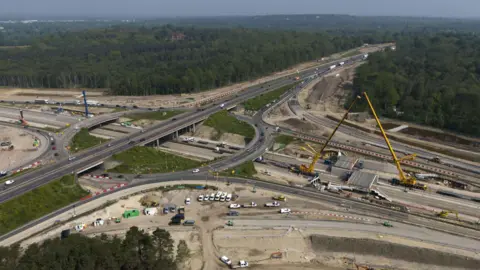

{"left": 291, "top": 95, "right": 361, "bottom": 176}
{"left": 437, "top": 210, "right": 459, "bottom": 220}
{"left": 362, "top": 92, "right": 427, "bottom": 190}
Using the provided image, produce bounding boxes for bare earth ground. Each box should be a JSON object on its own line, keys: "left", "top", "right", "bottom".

{"left": 294, "top": 63, "right": 480, "bottom": 164}
{"left": 14, "top": 176, "right": 479, "bottom": 270}
{"left": 193, "top": 125, "right": 246, "bottom": 146}
{"left": 0, "top": 126, "right": 47, "bottom": 172}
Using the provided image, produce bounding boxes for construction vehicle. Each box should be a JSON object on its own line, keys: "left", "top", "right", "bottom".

{"left": 272, "top": 195, "right": 286, "bottom": 201}
{"left": 382, "top": 221, "right": 393, "bottom": 227}
{"left": 226, "top": 220, "right": 234, "bottom": 226}
{"left": 290, "top": 95, "right": 361, "bottom": 176}
{"left": 18, "top": 110, "right": 28, "bottom": 126}
{"left": 437, "top": 210, "right": 459, "bottom": 220}
{"left": 362, "top": 92, "right": 427, "bottom": 191}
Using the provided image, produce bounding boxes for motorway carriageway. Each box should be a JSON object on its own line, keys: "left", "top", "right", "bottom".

{"left": 0, "top": 53, "right": 366, "bottom": 204}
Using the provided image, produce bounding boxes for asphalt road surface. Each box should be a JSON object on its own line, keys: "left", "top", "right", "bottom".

{"left": 0, "top": 54, "right": 368, "bottom": 204}
{"left": 229, "top": 219, "right": 480, "bottom": 252}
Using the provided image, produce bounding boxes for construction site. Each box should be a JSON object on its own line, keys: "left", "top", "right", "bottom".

{"left": 1, "top": 44, "right": 480, "bottom": 270}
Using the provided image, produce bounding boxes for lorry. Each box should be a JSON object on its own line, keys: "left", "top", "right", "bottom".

{"left": 264, "top": 201, "right": 280, "bottom": 207}
{"left": 242, "top": 202, "right": 257, "bottom": 208}
{"left": 329, "top": 65, "right": 336, "bottom": 70}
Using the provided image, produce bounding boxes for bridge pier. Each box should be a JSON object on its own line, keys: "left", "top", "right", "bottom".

{"left": 192, "top": 123, "right": 196, "bottom": 133}
{"left": 175, "top": 130, "right": 179, "bottom": 139}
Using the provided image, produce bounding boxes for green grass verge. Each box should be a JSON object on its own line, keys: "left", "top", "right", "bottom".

{"left": 108, "top": 146, "right": 203, "bottom": 174}
{"left": 70, "top": 128, "right": 109, "bottom": 153}
{"left": 221, "top": 161, "right": 257, "bottom": 178}
{"left": 274, "top": 134, "right": 296, "bottom": 146}
{"left": 0, "top": 174, "right": 88, "bottom": 235}
{"left": 204, "top": 110, "right": 255, "bottom": 140}
{"left": 125, "top": 110, "right": 184, "bottom": 121}
{"left": 243, "top": 84, "right": 296, "bottom": 111}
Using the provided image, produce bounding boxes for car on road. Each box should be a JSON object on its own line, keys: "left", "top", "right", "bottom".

{"left": 227, "top": 211, "right": 239, "bottom": 216}
{"left": 107, "top": 143, "right": 112, "bottom": 147}
{"left": 229, "top": 204, "right": 241, "bottom": 209}
{"left": 5, "top": 180, "right": 14, "bottom": 185}
{"left": 52, "top": 146, "right": 56, "bottom": 150}
{"left": 54, "top": 153, "right": 59, "bottom": 157}
{"left": 0, "top": 171, "right": 7, "bottom": 177}
{"left": 220, "top": 256, "right": 232, "bottom": 265}
{"left": 192, "top": 168, "right": 200, "bottom": 173}
{"left": 185, "top": 198, "right": 191, "bottom": 205}
{"left": 280, "top": 208, "right": 291, "bottom": 213}
{"left": 68, "top": 156, "right": 76, "bottom": 161}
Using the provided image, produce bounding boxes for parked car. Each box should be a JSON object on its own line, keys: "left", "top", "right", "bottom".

{"left": 220, "top": 256, "right": 232, "bottom": 265}
{"left": 229, "top": 204, "right": 241, "bottom": 209}
{"left": 192, "top": 168, "right": 200, "bottom": 173}
{"left": 197, "top": 195, "right": 204, "bottom": 202}
{"left": 227, "top": 211, "right": 239, "bottom": 216}
{"left": 5, "top": 180, "right": 14, "bottom": 185}
{"left": 68, "top": 156, "right": 76, "bottom": 161}
{"left": 185, "top": 198, "right": 191, "bottom": 205}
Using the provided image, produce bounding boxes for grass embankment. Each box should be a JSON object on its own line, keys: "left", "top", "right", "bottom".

{"left": 70, "top": 128, "right": 109, "bottom": 153}
{"left": 243, "top": 83, "right": 296, "bottom": 111}
{"left": 275, "top": 134, "right": 296, "bottom": 146}
{"left": 204, "top": 110, "right": 255, "bottom": 141}
{"left": 222, "top": 161, "right": 257, "bottom": 178}
{"left": 108, "top": 146, "right": 203, "bottom": 174}
{"left": 0, "top": 174, "right": 88, "bottom": 235}
{"left": 125, "top": 110, "right": 184, "bottom": 121}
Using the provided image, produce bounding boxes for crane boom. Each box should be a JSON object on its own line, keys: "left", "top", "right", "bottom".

{"left": 362, "top": 92, "right": 425, "bottom": 189}
{"left": 297, "top": 95, "right": 361, "bottom": 175}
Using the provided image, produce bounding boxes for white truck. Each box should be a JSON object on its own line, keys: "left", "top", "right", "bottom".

{"left": 231, "top": 260, "right": 249, "bottom": 268}
{"left": 220, "top": 256, "right": 232, "bottom": 266}
{"left": 339, "top": 61, "right": 345, "bottom": 66}
{"left": 264, "top": 201, "right": 280, "bottom": 207}
{"left": 242, "top": 202, "right": 258, "bottom": 208}
{"left": 329, "top": 65, "right": 336, "bottom": 70}
{"left": 363, "top": 54, "right": 369, "bottom": 59}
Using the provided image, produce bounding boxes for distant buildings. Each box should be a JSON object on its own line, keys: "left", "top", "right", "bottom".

{"left": 171, "top": 32, "right": 186, "bottom": 41}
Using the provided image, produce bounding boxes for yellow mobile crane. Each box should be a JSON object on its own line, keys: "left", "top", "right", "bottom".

{"left": 362, "top": 92, "right": 427, "bottom": 190}
{"left": 436, "top": 210, "right": 459, "bottom": 220}
{"left": 291, "top": 95, "right": 361, "bottom": 176}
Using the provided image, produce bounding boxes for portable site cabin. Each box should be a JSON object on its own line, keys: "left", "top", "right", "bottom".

{"left": 144, "top": 208, "right": 158, "bottom": 216}
{"left": 123, "top": 209, "right": 140, "bottom": 218}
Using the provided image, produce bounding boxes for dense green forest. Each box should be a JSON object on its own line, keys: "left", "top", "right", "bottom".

{"left": 352, "top": 33, "right": 480, "bottom": 136}
{"left": 0, "top": 227, "right": 186, "bottom": 269}
{"left": 0, "top": 26, "right": 377, "bottom": 95}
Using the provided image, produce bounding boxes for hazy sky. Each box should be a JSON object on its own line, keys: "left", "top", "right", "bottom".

{"left": 2, "top": 0, "right": 479, "bottom": 18}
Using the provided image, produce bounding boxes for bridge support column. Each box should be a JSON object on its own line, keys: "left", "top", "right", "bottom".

{"left": 192, "top": 123, "right": 196, "bottom": 133}
{"left": 156, "top": 139, "right": 160, "bottom": 148}
{"left": 175, "top": 130, "right": 179, "bottom": 139}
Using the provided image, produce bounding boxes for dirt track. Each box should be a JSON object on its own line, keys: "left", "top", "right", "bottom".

{"left": 311, "top": 235, "right": 480, "bottom": 269}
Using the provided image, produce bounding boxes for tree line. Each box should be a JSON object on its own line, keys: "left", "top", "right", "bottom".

{"left": 0, "top": 25, "right": 381, "bottom": 95}
{"left": 0, "top": 227, "right": 187, "bottom": 270}
{"left": 351, "top": 32, "right": 480, "bottom": 136}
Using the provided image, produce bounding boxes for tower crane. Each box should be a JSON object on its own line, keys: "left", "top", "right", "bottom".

{"left": 362, "top": 92, "right": 426, "bottom": 190}
{"left": 291, "top": 95, "right": 361, "bottom": 176}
